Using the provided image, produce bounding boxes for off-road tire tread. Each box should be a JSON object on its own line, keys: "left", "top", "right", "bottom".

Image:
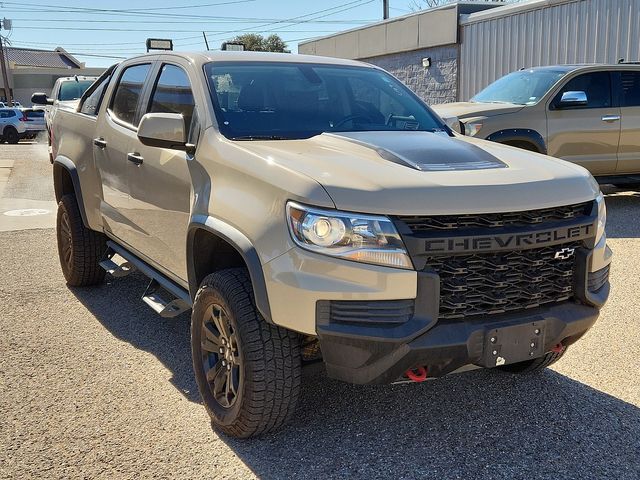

{"left": 500, "top": 348, "right": 566, "bottom": 374}
{"left": 194, "top": 268, "right": 301, "bottom": 438}
{"left": 57, "top": 194, "right": 106, "bottom": 286}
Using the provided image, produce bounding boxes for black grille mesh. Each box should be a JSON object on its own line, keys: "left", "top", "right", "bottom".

{"left": 328, "top": 300, "right": 414, "bottom": 325}
{"left": 588, "top": 264, "right": 610, "bottom": 292}
{"left": 426, "top": 242, "right": 581, "bottom": 319}
{"left": 397, "top": 202, "right": 593, "bottom": 233}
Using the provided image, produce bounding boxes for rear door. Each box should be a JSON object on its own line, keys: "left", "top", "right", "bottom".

{"left": 94, "top": 61, "right": 153, "bottom": 245}
{"left": 125, "top": 61, "right": 196, "bottom": 280}
{"left": 546, "top": 71, "right": 620, "bottom": 174}
{"left": 615, "top": 70, "right": 640, "bottom": 174}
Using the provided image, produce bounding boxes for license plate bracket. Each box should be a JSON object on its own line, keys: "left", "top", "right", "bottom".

{"left": 482, "top": 322, "right": 546, "bottom": 367}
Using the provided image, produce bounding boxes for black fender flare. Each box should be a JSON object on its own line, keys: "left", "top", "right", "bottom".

{"left": 186, "top": 215, "right": 273, "bottom": 323}
{"left": 52, "top": 156, "right": 89, "bottom": 227}
{"left": 485, "top": 129, "right": 547, "bottom": 154}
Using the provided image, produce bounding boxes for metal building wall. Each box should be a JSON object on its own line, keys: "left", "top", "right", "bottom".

{"left": 459, "top": 0, "right": 640, "bottom": 100}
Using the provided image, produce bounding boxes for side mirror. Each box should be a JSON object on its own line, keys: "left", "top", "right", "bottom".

{"left": 441, "top": 115, "right": 461, "bottom": 133}
{"left": 31, "top": 92, "right": 53, "bottom": 106}
{"left": 137, "top": 113, "right": 193, "bottom": 152}
{"left": 558, "top": 91, "right": 588, "bottom": 108}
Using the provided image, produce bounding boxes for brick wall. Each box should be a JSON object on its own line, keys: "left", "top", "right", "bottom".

{"left": 361, "top": 45, "right": 458, "bottom": 106}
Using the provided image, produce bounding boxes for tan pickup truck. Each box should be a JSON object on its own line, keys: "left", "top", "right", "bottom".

{"left": 49, "top": 52, "right": 611, "bottom": 437}
{"left": 433, "top": 64, "right": 640, "bottom": 187}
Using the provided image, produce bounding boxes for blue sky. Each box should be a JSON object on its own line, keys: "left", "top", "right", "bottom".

{"left": 0, "top": 0, "right": 415, "bottom": 67}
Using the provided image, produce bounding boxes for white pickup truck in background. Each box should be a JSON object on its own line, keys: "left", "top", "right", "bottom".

{"left": 31, "top": 75, "right": 97, "bottom": 161}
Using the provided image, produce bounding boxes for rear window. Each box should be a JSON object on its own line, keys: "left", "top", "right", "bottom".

{"left": 25, "top": 110, "right": 44, "bottom": 118}
{"left": 58, "top": 80, "right": 95, "bottom": 101}
{"left": 110, "top": 64, "right": 151, "bottom": 126}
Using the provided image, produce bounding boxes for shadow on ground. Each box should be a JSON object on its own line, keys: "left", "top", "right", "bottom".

{"left": 72, "top": 272, "right": 199, "bottom": 402}
{"left": 601, "top": 185, "right": 640, "bottom": 239}
{"left": 72, "top": 272, "right": 640, "bottom": 480}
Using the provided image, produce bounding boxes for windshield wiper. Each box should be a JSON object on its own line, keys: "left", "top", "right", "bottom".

{"left": 230, "top": 135, "right": 288, "bottom": 141}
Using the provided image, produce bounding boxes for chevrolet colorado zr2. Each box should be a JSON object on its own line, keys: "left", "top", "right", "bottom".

{"left": 49, "top": 52, "right": 611, "bottom": 438}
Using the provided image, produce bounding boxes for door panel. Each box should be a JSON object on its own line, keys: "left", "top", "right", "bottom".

{"left": 546, "top": 71, "right": 620, "bottom": 175}
{"left": 126, "top": 63, "right": 194, "bottom": 280}
{"left": 616, "top": 71, "right": 640, "bottom": 174}
{"left": 95, "top": 63, "right": 152, "bottom": 244}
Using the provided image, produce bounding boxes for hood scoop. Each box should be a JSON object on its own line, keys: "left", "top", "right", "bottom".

{"left": 328, "top": 131, "right": 507, "bottom": 172}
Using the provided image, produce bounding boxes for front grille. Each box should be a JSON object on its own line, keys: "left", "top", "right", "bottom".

{"left": 426, "top": 242, "right": 581, "bottom": 319}
{"left": 397, "top": 202, "right": 593, "bottom": 233}
{"left": 325, "top": 300, "right": 414, "bottom": 325}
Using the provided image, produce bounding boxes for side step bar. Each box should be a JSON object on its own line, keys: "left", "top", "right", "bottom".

{"left": 142, "top": 279, "right": 191, "bottom": 318}
{"left": 101, "top": 241, "right": 192, "bottom": 318}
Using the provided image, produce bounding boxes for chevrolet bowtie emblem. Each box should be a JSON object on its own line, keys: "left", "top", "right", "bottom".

{"left": 554, "top": 247, "right": 576, "bottom": 260}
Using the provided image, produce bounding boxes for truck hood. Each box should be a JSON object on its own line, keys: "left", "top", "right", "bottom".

{"left": 231, "top": 131, "right": 598, "bottom": 215}
{"left": 431, "top": 101, "right": 525, "bottom": 120}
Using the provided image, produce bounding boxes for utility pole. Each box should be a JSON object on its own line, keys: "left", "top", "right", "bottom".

{"left": 0, "top": 34, "right": 11, "bottom": 104}
{"left": 383, "top": 0, "right": 389, "bottom": 19}
{"left": 0, "top": 18, "right": 12, "bottom": 104}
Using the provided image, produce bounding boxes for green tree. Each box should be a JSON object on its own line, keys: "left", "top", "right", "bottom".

{"left": 231, "top": 33, "right": 288, "bottom": 52}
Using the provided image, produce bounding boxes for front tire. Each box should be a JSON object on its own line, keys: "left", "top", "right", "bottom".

{"left": 191, "top": 269, "right": 301, "bottom": 438}
{"left": 56, "top": 194, "right": 107, "bottom": 286}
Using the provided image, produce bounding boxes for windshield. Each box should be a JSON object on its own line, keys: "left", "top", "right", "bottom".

{"left": 58, "top": 80, "right": 95, "bottom": 101}
{"left": 471, "top": 70, "right": 567, "bottom": 105}
{"left": 205, "top": 62, "right": 444, "bottom": 140}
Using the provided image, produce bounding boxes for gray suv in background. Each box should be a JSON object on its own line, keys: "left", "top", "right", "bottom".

{"left": 433, "top": 64, "right": 640, "bottom": 186}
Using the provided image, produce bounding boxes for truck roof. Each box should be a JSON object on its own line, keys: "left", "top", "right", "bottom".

{"left": 125, "top": 50, "right": 373, "bottom": 68}
{"left": 527, "top": 63, "right": 640, "bottom": 73}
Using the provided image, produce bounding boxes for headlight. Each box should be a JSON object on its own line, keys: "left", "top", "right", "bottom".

{"left": 463, "top": 121, "right": 483, "bottom": 137}
{"left": 286, "top": 202, "right": 413, "bottom": 269}
{"left": 595, "top": 193, "right": 606, "bottom": 243}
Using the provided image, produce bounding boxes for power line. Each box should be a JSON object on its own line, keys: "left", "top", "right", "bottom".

{"left": 5, "top": 17, "right": 376, "bottom": 25}
{"left": 199, "top": 0, "right": 375, "bottom": 45}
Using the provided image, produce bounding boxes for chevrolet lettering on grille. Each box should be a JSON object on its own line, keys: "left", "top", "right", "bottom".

{"left": 423, "top": 223, "right": 594, "bottom": 254}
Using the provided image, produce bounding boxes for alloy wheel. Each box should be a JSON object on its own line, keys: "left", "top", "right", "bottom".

{"left": 200, "top": 303, "right": 242, "bottom": 408}
{"left": 59, "top": 209, "right": 73, "bottom": 271}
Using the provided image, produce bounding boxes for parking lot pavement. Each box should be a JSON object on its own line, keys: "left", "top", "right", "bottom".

{"left": 1, "top": 145, "right": 639, "bottom": 479}
{"left": 0, "top": 143, "right": 56, "bottom": 232}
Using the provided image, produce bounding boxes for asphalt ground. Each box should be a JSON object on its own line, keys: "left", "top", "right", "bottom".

{"left": 1, "top": 144, "right": 639, "bottom": 479}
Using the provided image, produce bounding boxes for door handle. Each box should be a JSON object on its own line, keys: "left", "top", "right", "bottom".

{"left": 127, "top": 152, "right": 144, "bottom": 165}
{"left": 93, "top": 137, "right": 107, "bottom": 149}
{"left": 601, "top": 115, "right": 621, "bottom": 122}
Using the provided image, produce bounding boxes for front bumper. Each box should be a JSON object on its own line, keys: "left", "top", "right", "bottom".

{"left": 316, "top": 240, "right": 610, "bottom": 385}
{"left": 318, "top": 276, "right": 607, "bottom": 384}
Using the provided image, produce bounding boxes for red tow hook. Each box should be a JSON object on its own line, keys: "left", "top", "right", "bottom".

{"left": 551, "top": 343, "right": 565, "bottom": 354}
{"left": 405, "top": 366, "right": 428, "bottom": 382}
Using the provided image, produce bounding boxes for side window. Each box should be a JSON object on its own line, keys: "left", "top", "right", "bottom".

{"left": 554, "top": 72, "right": 612, "bottom": 109}
{"left": 0, "top": 110, "right": 15, "bottom": 118}
{"left": 620, "top": 71, "right": 640, "bottom": 107}
{"left": 110, "top": 63, "right": 151, "bottom": 126}
{"left": 148, "top": 64, "right": 195, "bottom": 136}
{"left": 80, "top": 75, "right": 110, "bottom": 116}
